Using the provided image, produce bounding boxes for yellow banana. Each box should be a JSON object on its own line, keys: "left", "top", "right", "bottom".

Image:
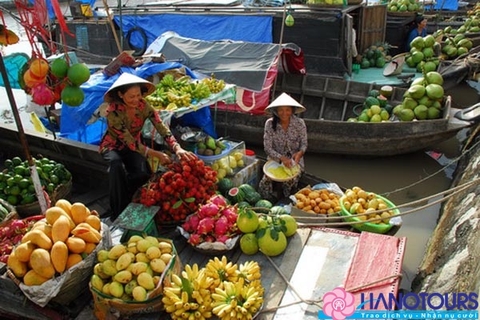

{"left": 181, "top": 291, "right": 189, "bottom": 303}
{"left": 172, "top": 274, "right": 183, "bottom": 287}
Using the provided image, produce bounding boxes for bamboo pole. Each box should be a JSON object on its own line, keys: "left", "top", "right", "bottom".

{"left": 0, "top": 53, "right": 48, "bottom": 213}
{"left": 103, "top": 0, "right": 122, "bottom": 54}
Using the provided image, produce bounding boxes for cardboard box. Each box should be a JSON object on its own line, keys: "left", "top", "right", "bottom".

{"left": 231, "top": 157, "right": 262, "bottom": 188}
{"left": 103, "top": 51, "right": 136, "bottom": 77}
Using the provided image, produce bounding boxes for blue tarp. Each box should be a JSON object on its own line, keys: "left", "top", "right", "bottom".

{"left": 114, "top": 14, "right": 273, "bottom": 52}
{"left": 426, "top": 0, "right": 458, "bottom": 11}
{"left": 60, "top": 62, "right": 217, "bottom": 145}
{"left": 0, "top": 53, "right": 29, "bottom": 89}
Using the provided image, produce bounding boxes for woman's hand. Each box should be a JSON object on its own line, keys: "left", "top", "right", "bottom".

{"left": 149, "top": 149, "right": 173, "bottom": 166}
{"left": 293, "top": 151, "right": 304, "bottom": 165}
{"left": 176, "top": 147, "right": 197, "bottom": 162}
{"left": 280, "top": 156, "right": 294, "bottom": 168}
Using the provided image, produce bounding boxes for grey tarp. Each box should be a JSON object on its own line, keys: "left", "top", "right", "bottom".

{"left": 146, "top": 32, "right": 301, "bottom": 92}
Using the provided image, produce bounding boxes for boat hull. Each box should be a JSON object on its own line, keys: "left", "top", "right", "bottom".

{"left": 212, "top": 74, "right": 470, "bottom": 157}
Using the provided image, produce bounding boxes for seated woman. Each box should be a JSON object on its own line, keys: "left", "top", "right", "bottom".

{"left": 406, "top": 15, "right": 427, "bottom": 51}
{"left": 258, "top": 93, "right": 308, "bottom": 202}
{"left": 99, "top": 73, "right": 196, "bottom": 220}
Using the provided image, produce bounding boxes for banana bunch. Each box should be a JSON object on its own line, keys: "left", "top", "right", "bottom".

{"left": 201, "top": 74, "right": 226, "bottom": 94}
{"left": 162, "top": 257, "right": 264, "bottom": 320}
{"left": 162, "top": 264, "right": 214, "bottom": 320}
{"left": 183, "top": 82, "right": 211, "bottom": 101}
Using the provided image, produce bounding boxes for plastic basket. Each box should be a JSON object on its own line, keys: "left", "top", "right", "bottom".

{"left": 339, "top": 194, "right": 399, "bottom": 234}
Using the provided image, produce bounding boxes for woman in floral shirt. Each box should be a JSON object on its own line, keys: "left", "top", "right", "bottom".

{"left": 99, "top": 73, "right": 195, "bottom": 220}
{"left": 258, "top": 93, "right": 308, "bottom": 202}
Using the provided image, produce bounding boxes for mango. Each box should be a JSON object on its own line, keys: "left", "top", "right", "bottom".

{"left": 55, "top": 199, "right": 73, "bottom": 218}
{"left": 116, "top": 253, "right": 133, "bottom": 271}
{"left": 93, "top": 263, "right": 110, "bottom": 279}
{"left": 23, "top": 269, "right": 50, "bottom": 286}
{"left": 32, "top": 223, "right": 52, "bottom": 239}
{"left": 45, "top": 207, "right": 75, "bottom": 229}
{"left": 85, "top": 215, "right": 101, "bottom": 231}
{"left": 15, "top": 241, "right": 36, "bottom": 262}
{"left": 21, "top": 229, "right": 52, "bottom": 250}
{"left": 71, "top": 226, "right": 100, "bottom": 244}
{"left": 66, "top": 253, "right": 83, "bottom": 269}
{"left": 66, "top": 237, "right": 86, "bottom": 254}
{"left": 135, "top": 253, "right": 150, "bottom": 263}
{"left": 90, "top": 274, "right": 104, "bottom": 291}
{"left": 158, "top": 241, "right": 172, "bottom": 254}
{"left": 136, "top": 239, "right": 153, "bottom": 253}
{"left": 83, "top": 242, "right": 97, "bottom": 255}
{"left": 132, "top": 286, "right": 147, "bottom": 302}
{"left": 144, "top": 236, "right": 159, "bottom": 246}
{"left": 137, "top": 272, "right": 155, "bottom": 290}
{"left": 109, "top": 281, "right": 124, "bottom": 298}
{"left": 160, "top": 253, "right": 173, "bottom": 265}
{"left": 127, "top": 242, "right": 138, "bottom": 254}
{"left": 131, "top": 262, "right": 148, "bottom": 276}
{"left": 97, "top": 249, "right": 109, "bottom": 262}
{"left": 114, "top": 270, "right": 133, "bottom": 284}
{"left": 145, "top": 246, "right": 161, "bottom": 260}
{"left": 128, "top": 235, "right": 143, "bottom": 244}
{"left": 108, "top": 244, "right": 127, "bottom": 260}
{"left": 52, "top": 215, "right": 71, "bottom": 243}
{"left": 51, "top": 241, "right": 68, "bottom": 273}
{"left": 7, "top": 251, "right": 28, "bottom": 278}
{"left": 150, "top": 258, "right": 166, "bottom": 274}
{"left": 102, "top": 283, "right": 110, "bottom": 295}
{"left": 153, "top": 275, "right": 161, "bottom": 287}
{"left": 124, "top": 279, "right": 138, "bottom": 295}
{"left": 30, "top": 248, "right": 55, "bottom": 279}
{"left": 71, "top": 202, "right": 89, "bottom": 225}
{"left": 102, "top": 259, "right": 117, "bottom": 277}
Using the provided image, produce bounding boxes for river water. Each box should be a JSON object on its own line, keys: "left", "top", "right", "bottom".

{"left": 1, "top": 6, "right": 480, "bottom": 292}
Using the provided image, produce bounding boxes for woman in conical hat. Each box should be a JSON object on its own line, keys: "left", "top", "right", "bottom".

{"left": 99, "top": 72, "right": 196, "bottom": 220}
{"left": 258, "top": 92, "right": 308, "bottom": 202}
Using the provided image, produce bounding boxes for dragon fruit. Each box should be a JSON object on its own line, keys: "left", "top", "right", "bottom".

{"left": 197, "top": 202, "right": 220, "bottom": 219}
{"left": 221, "top": 206, "right": 238, "bottom": 225}
{"left": 214, "top": 215, "right": 230, "bottom": 236}
{"left": 216, "top": 234, "right": 230, "bottom": 243}
{"left": 182, "top": 214, "right": 200, "bottom": 232}
{"left": 204, "top": 235, "right": 216, "bottom": 243}
{"left": 209, "top": 194, "right": 228, "bottom": 208}
{"left": 188, "top": 233, "right": 202, "bottom": 246}
{"left": 197, "top": 217, "right": 215, "bottom": 234}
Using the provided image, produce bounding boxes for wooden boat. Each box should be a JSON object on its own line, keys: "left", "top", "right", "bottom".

{"left": 212, "top": 73, "right": 473, "bottom": 157}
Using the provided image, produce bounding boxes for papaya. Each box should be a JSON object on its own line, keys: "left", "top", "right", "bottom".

{"left": 66, "top": 237, "right": 86, "bottom": 254}
{"left": 51, "top": 242, "right": 69, "bottom": 273}
{"left": 23, "top": 269, "right": 50, "bottom": 286}
{"left": 52, "top": 215, "right": 71, "bottom": 243}
{"left": 21, "top": 229, "right": 52, "bottom": 250}
{"left": 30, "top": 248, "right": 55, "bottom": 279}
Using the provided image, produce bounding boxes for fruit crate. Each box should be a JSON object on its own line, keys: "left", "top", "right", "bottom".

{"left": 198, "top": 140, "right": 247, "bottom": 179}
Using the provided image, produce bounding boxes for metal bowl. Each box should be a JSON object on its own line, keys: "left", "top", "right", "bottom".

{"left": 181, "top": 131, "right": 204, "bottom": 144}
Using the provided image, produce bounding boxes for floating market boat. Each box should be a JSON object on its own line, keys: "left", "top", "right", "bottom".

{"left": 212, "top": 73, "right": 474, "bottom": 157}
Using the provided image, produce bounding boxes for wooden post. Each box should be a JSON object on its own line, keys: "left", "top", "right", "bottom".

{"left": 102, "top": 0, "right": 122, "bottom": 54}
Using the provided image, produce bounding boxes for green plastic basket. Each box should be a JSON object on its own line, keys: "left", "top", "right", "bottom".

{"left": 339, "top": 194, "right": 399, "bottom": 234}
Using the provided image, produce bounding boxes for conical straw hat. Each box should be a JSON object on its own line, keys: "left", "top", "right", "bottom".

{"left": 104, "top": 73, "right": 155, "bottom": 103}
{"left": 265, "top": 92, "right": 306, "bottom": 115}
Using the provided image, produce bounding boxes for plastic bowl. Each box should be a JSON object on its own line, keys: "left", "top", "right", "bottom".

{"left": 263, "top": 160, "right": 300, "bottom": 182}
{"left": 339, "top": 194, "right": 399, "bottom": 234}
{"left": 195, "top": 142, "right": 232, "bottom": 161}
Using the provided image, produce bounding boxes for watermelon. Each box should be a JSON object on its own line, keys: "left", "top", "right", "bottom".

{"left": 238, "top": 183, "right": 256, "bottom": 194}
{"left": 270, "top": 206, "right": 288, "bottom": 215}
{"left": 218, "top": 178, "right": 234, "bottom": 195}
{"left": 227, "top": 187, "right": 245, "bottom": 204}
{"left": 255, "top": 199, "right": 273, "bottom": 209}
{"left": 237, "top": 201, "right": 251, "bottom": 209}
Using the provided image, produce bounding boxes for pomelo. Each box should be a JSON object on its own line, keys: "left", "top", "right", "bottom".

{"left": 50, "top": 58, "right": 69, "bottom": 79}
{"left": 407, "top": 85, "right": 426, "bottom": 100}
{"left": 427, "top": 106, "right": 441, "bottom": 119}
{"left": 399, "top": 108, "right": 415, "bottom": 121}
{"left": 425, "top": 72, "right": 444, "bottom": 86}
{"left": 257, "top": 226, "right": 287, "bottom": 257}
{"left": 67, "top": 63, "right": 90, "bottom": 86}
{"left": 414, "top": 105, "right": 428, "bottom": 120}
{"left": 425, "top": 84, "right": 444, "bottom": 100}
{"left": 239, "top": 233, "right": 259, "bottom": 255}
{"left": 279, "top": 215, "right": 297, "bottom": 237}
{"left": 61, "top": 85, "right": 85, "bottom": 107}
{"left": 236, "top": 208, "right": 259, "bottom": 233}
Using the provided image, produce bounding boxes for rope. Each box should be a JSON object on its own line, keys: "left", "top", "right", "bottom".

{"left": 259, "top": 254, "right": 403, "bottom": 315}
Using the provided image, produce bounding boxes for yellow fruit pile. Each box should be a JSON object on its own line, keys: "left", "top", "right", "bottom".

{"left": 294, "top": 187, "right": 341, "bottom": 214}
{"left": 90, "top": 235, "right": 174, "bottom": 302}
{"left": 210, "top": 151, "right": 245, "bottom": 179}
{"left": 7, "top": 199, "right": 102, "bottom": 286}
{"left": 162, "top": 256, "right": 263, "bottom": 320}
{"left": 341, "top": 186, "right": 396, "bottom": 224}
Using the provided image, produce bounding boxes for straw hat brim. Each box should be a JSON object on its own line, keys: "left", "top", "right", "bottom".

{"left": 265, "top": 92, "right": 306, "bottom": 115}
{"left": 104, "top": 73, "right": 155, "bottom": 103}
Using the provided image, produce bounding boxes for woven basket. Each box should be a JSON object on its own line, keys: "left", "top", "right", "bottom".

{"left": 15, "top": 179, "right": 72, "bottom": 218}
{"left": 90, "top": 238, "right": 182, "bottom": 319}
